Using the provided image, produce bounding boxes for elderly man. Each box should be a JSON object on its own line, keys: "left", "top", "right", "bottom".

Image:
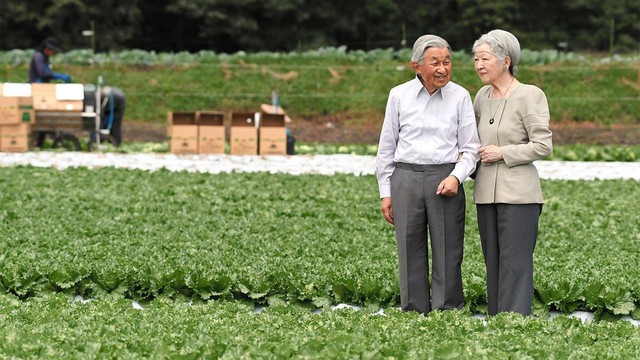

{"left": 375, "top": 34, "right": 480, "bottom": 314}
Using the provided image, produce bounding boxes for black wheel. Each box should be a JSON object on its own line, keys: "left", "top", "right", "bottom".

{"left": 34, "top": 131, "right": 56, "bottom": 148}
{"left": 88, "top": 133, "right": 118, "bottom": 152}
{"left": 52, "top": 133, "right": 81, "bottom": 151}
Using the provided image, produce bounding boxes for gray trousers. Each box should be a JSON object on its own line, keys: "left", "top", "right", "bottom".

{"left": 391, "top": 163, "right": 466, "bottom": 314}
{"left": 477, "top": 203, "right": 541, "bottom": 316}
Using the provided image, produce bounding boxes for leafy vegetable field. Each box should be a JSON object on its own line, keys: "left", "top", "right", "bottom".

{"left": 0, "top": 166, "right": 639, "bottom": 357}
{"left": 1, "top": 294, "right": 639, "bottom": 359}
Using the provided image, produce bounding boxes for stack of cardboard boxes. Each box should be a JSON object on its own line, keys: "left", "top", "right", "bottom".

{"left": 258, "top": 103, "right": 290, "bottom": 155}
{"left": 230, "top": 112, "right": 258, "bottom": 155}
{"left": 258, "top": 112, "right": 287, "bottom": 155}
{"left": 168, "top": 106, "right": 289, "bottom": 156}
{"left": 198, "top": 111, "right": 226, "bottom": 154}
{"left": 0, "top": 82, "right": 86, "bottom": 152}
{"left": 167, "top": 110, "right": 228, "bottom": 155}
{"left": 31, "top": 83, "right": 84, "bottom": 112}
{"left": 167, "top": 111, "right": 198, "bottom": 154}
{"left": 0, "top": 83, "right": 35, "bottom": 152}
{"left": 31, "top": 83, "right": 85, "bottom": 136}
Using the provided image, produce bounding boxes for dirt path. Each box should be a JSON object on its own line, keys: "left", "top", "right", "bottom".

{"left": 123, "top": 118, "right": 639, "bottom": 145}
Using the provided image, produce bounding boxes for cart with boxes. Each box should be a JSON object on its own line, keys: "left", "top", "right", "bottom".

{"left": 31, "top": 83, "right": 88, "bottom": 150}
{"left": 0, "top": 81, "right": 115, "bottom": 152}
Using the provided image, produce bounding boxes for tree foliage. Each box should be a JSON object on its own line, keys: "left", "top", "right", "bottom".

{"left": 0, "top": 0, "right": 638, "bottom": 52}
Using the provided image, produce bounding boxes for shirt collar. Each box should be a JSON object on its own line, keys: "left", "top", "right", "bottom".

{"left": 412, "top": 76, "right": 451, "bottom": 99}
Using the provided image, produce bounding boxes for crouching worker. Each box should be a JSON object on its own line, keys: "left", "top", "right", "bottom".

{"left": 99, "top": 86, "right": 126, "bottom": 146}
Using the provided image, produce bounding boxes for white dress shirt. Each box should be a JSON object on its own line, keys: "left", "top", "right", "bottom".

{"left": 376, "top": 77, "right": 481, "bottom": 198}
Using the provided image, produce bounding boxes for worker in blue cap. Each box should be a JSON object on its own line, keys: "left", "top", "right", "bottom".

{"left": 29, "top": 36, "right": 72, "bottom": 83}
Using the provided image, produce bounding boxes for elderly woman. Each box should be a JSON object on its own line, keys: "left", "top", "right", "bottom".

{"left": 472, "top": 29, "right": 553, "bottom": 316}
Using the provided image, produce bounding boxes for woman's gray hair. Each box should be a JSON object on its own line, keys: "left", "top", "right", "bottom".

{"left": 472, "top": 29, "right": 521, "bottom": 76}
{"left": 411, "top": 35, "right": 451, "bottom": 65}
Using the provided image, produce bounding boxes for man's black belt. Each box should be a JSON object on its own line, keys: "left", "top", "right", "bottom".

{"left": 395, "top": 162, "right": 454, "bottom": 171}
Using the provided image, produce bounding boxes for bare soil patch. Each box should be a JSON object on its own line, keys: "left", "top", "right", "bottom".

{"left": 550, "top": 121, "right": 640, "bottom": 145}
{"left": 123, "top": 116, "right": 639, "bottom": 146}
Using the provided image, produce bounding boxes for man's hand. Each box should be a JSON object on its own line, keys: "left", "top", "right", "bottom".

{"left": 380, "top": 197, "right": 394, "bottom": 224}
{"left": 436, "top": 175, "right": 459, "bottom": 196}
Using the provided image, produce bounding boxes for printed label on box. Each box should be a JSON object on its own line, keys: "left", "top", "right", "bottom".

{"left": 230, "top": 127, "right": 258, "bottom": 155}
{"left": 1, "top": 123, "right": 31, "bottom": 152}
{"left": 259, "top": 127, "right": 287, "bottom": 155}
{"left": 170, "top": 125, "right": 199, "bottom": 154}
{"left": 198, "top": 125, "right": 225, "bottom": 154}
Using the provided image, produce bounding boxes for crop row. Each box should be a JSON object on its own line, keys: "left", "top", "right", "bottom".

{"left": 5, "top": 47, "right": 634, "bottom": 67}
{"left": 0, "top": 293, "right": 638, "bottom": 358}
{"left": 0, "top": 167, "right": 639, "bottom": 318}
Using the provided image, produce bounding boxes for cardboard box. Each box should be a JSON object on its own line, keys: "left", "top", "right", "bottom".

{"left": 2, "top": 83, "right": 32, "bottom": 97}
{"left": 31, "top": 83, "right": 56, "bottom": 110}
{"left": 198, "top": 111, "right": 225, "bottom": 154}
{"left": 32, "top": 90, "right": 85, "bottom": 132}
{"left": 259, "top": 113, "right": 287, "bottom": 155}
{"left": 32, "top": 83, "right": 83, "bottom": 111}
{"left": 0, "top": 96, "right": 35, "bottom": 125}
{"left": 260, "top": 103, "right": 293, "bottom": 124}
{"left": 230, "top": 112, "right": 257, "bottom": 155}
{"left": 1, "top": 123, "right": 31, "bottom": 152}
{"left": 169, "top": 111, "right": 198, "bottom": 154}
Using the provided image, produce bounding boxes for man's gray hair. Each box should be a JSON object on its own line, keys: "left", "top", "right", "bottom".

{"left": 472, "top": 29, "right": 521, "bottom": 76}
{"left": 411, "top": 35, "right": 451, "bottom": 64}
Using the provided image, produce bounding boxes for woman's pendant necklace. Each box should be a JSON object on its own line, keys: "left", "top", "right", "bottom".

{"left": 489, "top": 78, "right": 515, "bottom": 125}
{"left": 489, "top": 101, "right": 504, "bottom": 125}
